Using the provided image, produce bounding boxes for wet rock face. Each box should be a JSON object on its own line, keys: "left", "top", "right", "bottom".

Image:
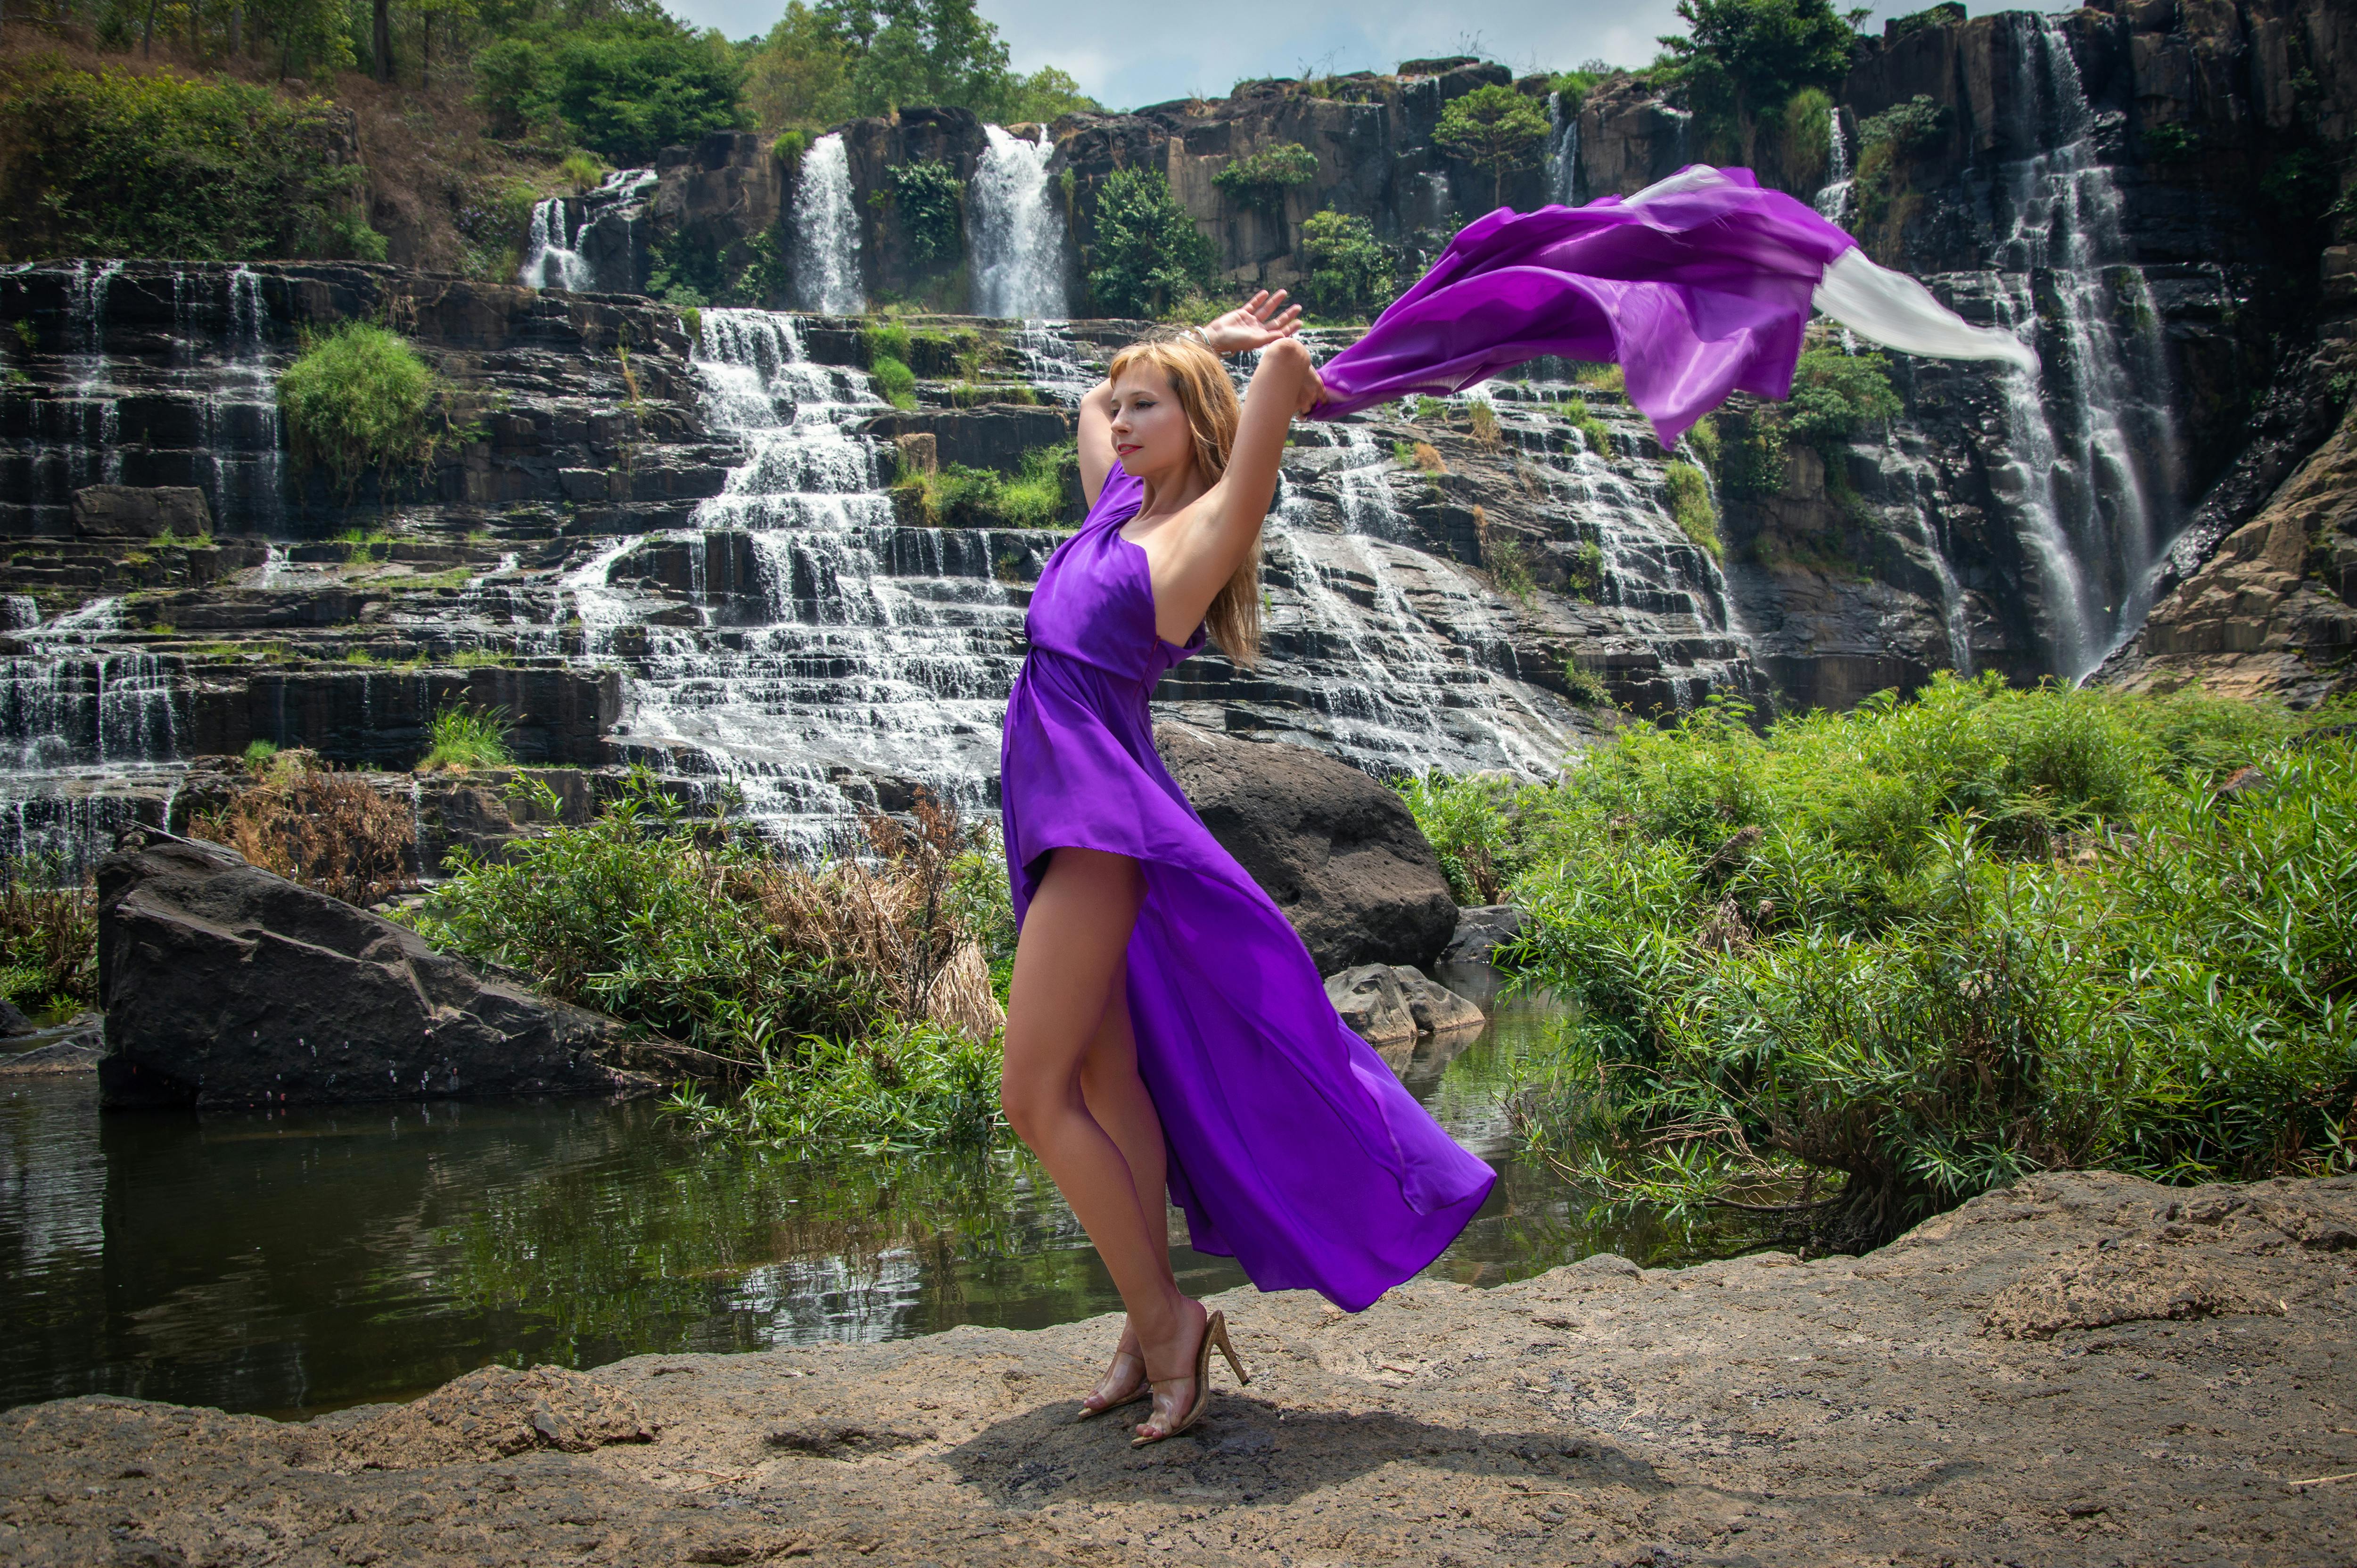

{"left": 94, "top": 830, "right": 651, "bottom": 1108}
{"left": 1153, "top": 722, "right": 1459, "bottom": 973}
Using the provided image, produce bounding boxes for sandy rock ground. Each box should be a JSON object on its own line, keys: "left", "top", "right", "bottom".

{"left": 5, "top": 1172, "right": 2354, "bottom": 1567}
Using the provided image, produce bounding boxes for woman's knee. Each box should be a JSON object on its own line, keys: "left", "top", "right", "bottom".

{"left": 998, "top": 1058, "right": 1072, "bottom": 1142}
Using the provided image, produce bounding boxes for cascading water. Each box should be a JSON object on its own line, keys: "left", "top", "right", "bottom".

{"left": 969, "top": 126, "right": 1069, "bottom": 320}
{"left": 1974, "top": 15, "right": 2180, "bottom": 678}
{"left": 517, "top": 170, "right": 658, "bottom": 293}
{"left": 1814, "top": 108, "right": 1852, "bottom": 224}
{"left": 1545, "top": 92, "right": 1583, "bottom": 207}
{"left": 790, "top": 135, "right": 865, "bottom": 315}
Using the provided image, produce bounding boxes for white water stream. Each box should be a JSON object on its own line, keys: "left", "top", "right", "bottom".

{"left": 790, "top": 135, "right": 865, "bottom": 315}
{"left": 969, "top": 126, "right": 1068, "bottom": 320}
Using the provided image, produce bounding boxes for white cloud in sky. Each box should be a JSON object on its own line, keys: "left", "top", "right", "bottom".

{"left": 665, "top": 0, "right": 2033, "bottom": 114}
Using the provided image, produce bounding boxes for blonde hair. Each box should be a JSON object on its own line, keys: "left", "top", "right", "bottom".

{"left": 1106, "top": 334, "right": 1261, "bottom": 665}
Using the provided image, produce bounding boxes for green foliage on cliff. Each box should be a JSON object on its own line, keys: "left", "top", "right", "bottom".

{"left": 1213, "top": 142, "right": 1319, "bottom": 210}
{"left": 1658, "top": 0, "right": 1858, "bottom": 162}
{"left": 893, "top": 443, "right": 1075, "bottom": 528}
{"left": 1663, "top": 460, "right": 1721, "bottom": 558}
{"left": 0, "top": 60, "right": 380, "bottom": 262}
{"left": 419, "top": 704, "right": 516, "bottom": 771}
{"left": 1546, "top": 62, "right": 1611, "bottom": 116}
{"left": 1296, "top": 209, "right": 1397, "bottom": 320}
{"left": 1085, "top": 167, "right": 1214, "bottom": 317}
{"left": 888, "top": 158, "right": 968, "bottom": 265}
{"left": 1434, "top": 83, "right": 1549, "bottom": 207}
{"left": 1706, "top": 348, "right": 1896, "bottom": 502}
{"left": 277, "top": 322, "right": 459, "bottom": 494}
{"left": 474, "top": 14, "right": 748, "bottom": 162}
{"left": 1401, "top": 677, "right": 2357, "bottom": 1249}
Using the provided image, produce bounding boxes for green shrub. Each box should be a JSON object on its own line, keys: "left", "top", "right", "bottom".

{"left": 1565, "top": 538, "right": 1604, "bottom": 600}
{"left": 1488, "top": 537, "right": 1538, "bottom": 605}
{"left": 1664, "top": 461, "right": 1720, "bottom": 558}
{"left": 1779, "top": 87, "right": 1832, "bottom": 190}
{"left": 557, "top": 151, "right": 609, "bottom": 193}
{"left": 1213, "top": 142, "right": 1320, "bottom": 209}
{"left": 419, "top": 704, "right": 516, "bottom": 772}
{"left": 870, "top": 353, "right": 919, "bottom": 410}
{"left": 0, "top": 857, "right": 97, "bottom": 1011}
{"left": 1453, "top": 678, "right": 2352, "bottom": 1248}
{"left": 889, "top": 158, "right": 968, "bottom": 265}
{"left": 1085, "top": 166, "right": 1215, "bottom": 317}
{"left": 1297, "top": 209, "right": 1398, "bottom": 320}
{"left": 668, "top": 1020, "right": 1003, "bottom": 1150}
{"left": 1559, "top": 394, "right": 1614, "bottom": 457}
{"left": 1547, "top": 63, "right": 1609, "bottom": 116}
{"left": 1660, "top": 0, "right": 1856, "bottom": 161}
{"left": 1563, "top": 660, "right": 1614, "bottom": 707}
{"left": 243, "top": 739, "right": 280, "bottom": 767}
{"left": 0, "top": 62, "right": 377, "bottom": 262}
{"left": 278, "top": 323, "right": 461, "bottom": 496}
{"left": 895, "top": 443, "right": 1075, "bottom": 528}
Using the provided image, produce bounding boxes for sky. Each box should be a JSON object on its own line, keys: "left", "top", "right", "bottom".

{"left": 666, "top": 0, "right": 2039, "bottom": 114}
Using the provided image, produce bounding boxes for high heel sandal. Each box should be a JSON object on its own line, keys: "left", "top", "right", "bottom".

{"left": 1130, "top": 1310, "right": 1249, "bottom": 1449}
{"left": 1075, "top": 1348, "right": 1150, "bottom": 1421}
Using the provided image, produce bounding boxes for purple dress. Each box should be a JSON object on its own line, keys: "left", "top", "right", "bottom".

{"left": 999, "top": 468, "right": 1497, "bottom": 1313}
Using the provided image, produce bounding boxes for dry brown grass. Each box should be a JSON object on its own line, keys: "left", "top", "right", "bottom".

{"left": 725, "top": 791, "right": 1006, "bottom": 1043}
{"left": 188, "top": 758, "right": 415, "bottom": 906}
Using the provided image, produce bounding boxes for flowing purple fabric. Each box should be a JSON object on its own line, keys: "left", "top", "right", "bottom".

{"left": 1000, "top": 469, "right": 1497, "bottom": 1312}
{"left": 1310, "top": 166, "right": 1859, "bottom": 448}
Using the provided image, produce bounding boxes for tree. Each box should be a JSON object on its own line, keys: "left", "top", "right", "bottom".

{"left": 745, "top": 1, "right": 855, "bottom": 132}
{"left": 473, "top": 13, "right": 747, "bottom": 161}
{"left": 1659, "top": 0, "right": 1859, "bottom": 151}
{"left": 1085, "top": 166, "right": 1213, "bottom": 317}
{"left": 1212, "top": 142, "right": 1319, "bottom": 212}
{"left": 1297, "top": 209, "right": 1396, "bottom": 320}
{"left": 816, "top": 0, "right": 1014, "bottom": 118}
{"left": 1434, "top": 83, "right": 1549, "bottom": 209}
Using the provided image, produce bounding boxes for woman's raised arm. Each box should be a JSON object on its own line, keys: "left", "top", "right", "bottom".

{"left": 1077, "top": 378, "right": 1118, "bottom": 509}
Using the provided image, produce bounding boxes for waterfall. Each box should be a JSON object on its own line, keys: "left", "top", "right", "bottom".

{"left": 970, "top": 126, "right": 1069, "bottom": 320}
{"left": 223, "top": 266, "right": 283, "bottom": 527}
{"left": 1545, "top": 93, "right": 1582, "bottom": 207}
{"left": 1975, "top": 16, "right": 2180, "bottom": 678}
{"left": 1814, "top": 108, "right": 1852, "bottom": 224}
{"left": 791, "top": 135, "right": 865, "bottom": 315}
{"left": 517, "top": 170, "right": 658, "bottom": 293}
{"left": 520, "top": 197, "right": 594, "bottom": 291}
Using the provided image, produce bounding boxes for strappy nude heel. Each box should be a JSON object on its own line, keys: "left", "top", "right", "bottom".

{"left": 1131, "top": 1310, "right": 1249, "bottom": 1448}
{"left": 1075, "top": 1347, "right": 1150, "bottom": 1420}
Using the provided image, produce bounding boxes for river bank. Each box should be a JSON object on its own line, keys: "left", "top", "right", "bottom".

{"left": 4, "top": 1169, "right": 2350, "bottom": 1565}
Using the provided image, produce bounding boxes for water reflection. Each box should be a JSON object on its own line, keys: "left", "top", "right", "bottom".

{"left": 0, "top": 985, "right": 1771, "bottom": 1418}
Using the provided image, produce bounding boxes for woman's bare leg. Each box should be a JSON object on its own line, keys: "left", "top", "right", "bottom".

{"left": 1000, "top": 848, "right": 1203, "bottom": 1429}
{"left": 1076, "top": 962, "right": 1173, "bottom": 1411}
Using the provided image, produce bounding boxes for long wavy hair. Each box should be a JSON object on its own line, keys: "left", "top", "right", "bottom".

{"left": 1105, "top": 334, "right": 1260, "bottom": 666}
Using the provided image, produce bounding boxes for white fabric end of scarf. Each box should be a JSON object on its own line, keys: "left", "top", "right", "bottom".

{"left": 1812, "top": 246, "right": 2040, "bottom": 374}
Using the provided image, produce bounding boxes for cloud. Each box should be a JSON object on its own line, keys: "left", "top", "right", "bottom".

{"left": 667, "top": 0, "right": 2024, "bottom": 114}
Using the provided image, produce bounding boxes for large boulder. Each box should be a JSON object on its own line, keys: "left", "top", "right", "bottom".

{"left": 95, "top": 829, "right": 652, "bottom": 1108}
{"left": 1153, "top": 723, "right": 1458, "bottom": 973}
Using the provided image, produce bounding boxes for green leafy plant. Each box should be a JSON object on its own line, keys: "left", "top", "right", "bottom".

{"left": 0, "top": 857, "right": 98, "bottom": 1011}
{"left": 1297, "top": 209, "right": 1398, "bottom": 320}
{"left": 1086, "top": 166, "right": 1215, "bottom": 317}
{"left": 870, "top": 354, "right": 919, "bottom": 410}
{"left": 1657, "top": 0, "right": 1858, "bottom": 162}
{"left": 474, "top": 15, "right": 750, "bottom": 163}
{"left": 1563, "top": 659, "right": 1615, "bottom": 707}
{"left": 1434, "top": 83, "right": 1550, "bottom": 207}
{"left": 889, "top": 158, "right": 968, "bottom": 265}
{"left": 893, "top": 443, "right": 1075, "bottom": 528}
{"left": 418, "top": 704, "right": 517, "bottom": 772}
{"left": 1213, "top": 142, "right": 1320, "bottom": 209}
{"left": 1488, "top": 537, "right": 1538, "bottom": 605}
{"left": 1664, "top": 460, "right": 1721, "bottom": 558}
{"left": 278, "top": 323, "right": 464, "bottom": 498}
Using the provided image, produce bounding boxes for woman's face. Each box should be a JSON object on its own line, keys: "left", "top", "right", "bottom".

{"left": 1107, "top": 364, "right": 1194, "bottom": 480}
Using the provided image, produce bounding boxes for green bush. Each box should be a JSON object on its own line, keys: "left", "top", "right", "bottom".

{"left": 0, "top": 62, "right": 378, "bottom": 263}
{"left": 894, "top": 443, "right": 1075, "bottom": 528}
{"left": 870, "top": 353, "right": 919, "bottom": 410}
{"left": 0, "top": 857, "right": 98, "bottom": 1012}
{"left": 1213, "top": 142, "right": 1320, "bottom": 209}
{"left": 1086, "top": 167, "right": 1215, "bottom": 317}
{"left": 277, "top": 323, "right": 459, "bottom": 496}
{"left": 1660, "top": 0, "right": 1856, "bottom": 159}
{"left": 1426, "top": 678, "right": 2355, "bottom": 1248}
{"left": 1297, "top": 209, "right": 1398, "bottom": 320}
{"left": 419, "top": 704, "right": 516, "bottom": 772}
{"left": 668, "top": 1021, "right": 1003, "bottom": 1150}
{"left": 475, "top": 16, "right": 749, "bottom": 163}
{"left": 1787, "top": 346, "right": 1901, "bottom": 446}
{"left": 888, "top": 158, "right": 968, "bottom": 265}
{"left": 1547, "top": 63, "right": 1610, "bottom": 116}
{"left": 1664, "top": 461, "right": 1720, "bottom": 558}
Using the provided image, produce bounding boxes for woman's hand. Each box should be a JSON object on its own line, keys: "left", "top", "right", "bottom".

{"left": 1294, "top": 364, "right": 1326, "bottom": 417}
{"left": 1198, "top": 290, "right": 1304, "bottom": 355}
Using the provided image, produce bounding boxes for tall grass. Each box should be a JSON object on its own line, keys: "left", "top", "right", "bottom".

{"left": 1399, "top": 676, "right": 2356, "bottom": 1248}
{"left": 0, "top": 858, "right": 98, "bottom": 1011}
{"left": 418, "top": 704, "right": 516, "bottom": 771}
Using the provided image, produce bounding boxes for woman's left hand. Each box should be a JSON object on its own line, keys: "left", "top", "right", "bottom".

{"left": 1294, "top": 364, "right": 1327, "bottom": 416}
{"left": 1199, "top": 290, "right": 1304, "bottom": 355}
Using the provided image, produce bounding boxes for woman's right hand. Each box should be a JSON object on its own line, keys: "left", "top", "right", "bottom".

{"left": 1199, "top": 290, "right": 1304, "bottom": 355}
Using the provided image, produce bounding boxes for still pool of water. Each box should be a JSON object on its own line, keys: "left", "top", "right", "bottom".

{"left": 1, "top": 980, "right": 1767, "bottom": 1419}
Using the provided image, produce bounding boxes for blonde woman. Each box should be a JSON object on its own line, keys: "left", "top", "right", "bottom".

{"left": 995, "top": 293, "right": 1496, "bottom": 1447}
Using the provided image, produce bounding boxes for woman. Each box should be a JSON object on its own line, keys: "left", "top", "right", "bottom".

{"left": 996, "top": 165, "right": 2037, "bottom": 1449}
{"left": 996, "top": 290, "right": 1499, "bottom": 1448}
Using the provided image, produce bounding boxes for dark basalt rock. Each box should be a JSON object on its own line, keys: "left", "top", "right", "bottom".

{"left": 72, "top": 484, "right": 212, "bottom": 540}
{"left": 1154, "top": 722, "right": 1457, "bottom": 973}
{"left": 94, "top": 829, "right": 653, "bottom": 1108}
